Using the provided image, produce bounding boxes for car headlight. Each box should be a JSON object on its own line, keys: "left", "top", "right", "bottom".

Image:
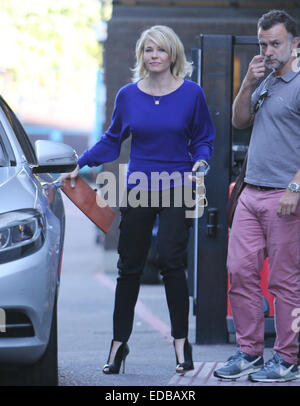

{"left": 0, "top": 210, "right": 45, "bottom": 264}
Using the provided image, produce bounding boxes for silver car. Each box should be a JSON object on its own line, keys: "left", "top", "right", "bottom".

{"left": 0, "top": 95, "right": 77, "bottom": 385}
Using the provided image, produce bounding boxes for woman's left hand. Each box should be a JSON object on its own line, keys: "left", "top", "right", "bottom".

{"left": 189, "top": 160, "right": 206, "bottom": 184}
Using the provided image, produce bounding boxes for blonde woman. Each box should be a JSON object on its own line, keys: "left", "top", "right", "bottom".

{"left": 60, "top": 25, "right": 215, "bottom": 375}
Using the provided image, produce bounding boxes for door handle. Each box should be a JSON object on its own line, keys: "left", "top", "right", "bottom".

{"left": 42, "top": 180, "right": 64, "bottom": 191}
{"left": 206, "top": 207, "right": 218, "bottom": 238}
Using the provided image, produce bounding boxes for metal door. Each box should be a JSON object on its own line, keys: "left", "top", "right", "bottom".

{"left": 188, "top": 35, "right": 260, "bottom": 344}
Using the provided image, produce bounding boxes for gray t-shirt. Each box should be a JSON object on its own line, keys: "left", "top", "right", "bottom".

{"left": 245, "top": 69, "right": 300, "bottom": 188}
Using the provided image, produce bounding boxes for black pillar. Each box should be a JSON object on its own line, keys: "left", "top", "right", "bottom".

{"left": 190, "top": 35, "right": 234, "bottom": 344}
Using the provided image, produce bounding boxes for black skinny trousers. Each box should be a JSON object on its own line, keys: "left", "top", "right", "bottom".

{"left": 113, "top": 189, "right": 192, "bottom": 342}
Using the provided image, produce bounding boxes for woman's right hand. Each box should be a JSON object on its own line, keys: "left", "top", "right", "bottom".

{"left": 58, "top": 164, "right": 80, "bottom": 188}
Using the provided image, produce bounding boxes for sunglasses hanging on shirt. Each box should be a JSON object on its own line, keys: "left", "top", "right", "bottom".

{"left": 254, "top": 89, "right": 268, "bottom": 112}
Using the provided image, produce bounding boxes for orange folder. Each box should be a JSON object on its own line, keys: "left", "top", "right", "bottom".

{"left": 62, "top": 176, "right": 116, "bottom": 233}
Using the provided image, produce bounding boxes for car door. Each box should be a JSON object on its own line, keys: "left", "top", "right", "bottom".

{"left": 0, "top": 96, "right": 65, "bottom": 289}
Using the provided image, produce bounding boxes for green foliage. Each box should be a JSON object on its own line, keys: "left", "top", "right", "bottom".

{"left": 0, "top": 0, "right": 104, "bottom": 111}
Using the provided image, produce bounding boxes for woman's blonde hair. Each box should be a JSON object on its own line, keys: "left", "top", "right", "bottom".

{"left": 131, "top": 25, "right": 193, "bottom": 82}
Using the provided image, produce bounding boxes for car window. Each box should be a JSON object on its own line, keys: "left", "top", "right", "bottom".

{"left": 0, "top": 140, "right": 7, "bottom": 166}
{"left": 0, "top": 96, "right": 37, "bottom": 166}
{"left": 0, "top": 122, "right": 16, "bottom": 167}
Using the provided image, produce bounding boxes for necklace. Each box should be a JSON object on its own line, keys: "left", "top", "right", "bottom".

{"left": 152, "top": 95, "right": 162, "bottom": 105}
{"left": 147, "top": 84, "right": 163, "bottom": 105}
{"left": 142, "top": 77, "right": 183, "bottom": 106}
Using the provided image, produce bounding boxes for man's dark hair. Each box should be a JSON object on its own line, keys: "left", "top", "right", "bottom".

{"left": 258, "top": 9, "right": 298, "bottom": 37}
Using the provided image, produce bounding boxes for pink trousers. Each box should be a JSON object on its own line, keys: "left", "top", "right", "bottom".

{"left": 228, "top": 185, "right": 300, "bottom": 364}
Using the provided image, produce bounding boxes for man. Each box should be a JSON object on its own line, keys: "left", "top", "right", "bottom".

{"left": 214, "top": 10, "right": 300, "bottom": 382}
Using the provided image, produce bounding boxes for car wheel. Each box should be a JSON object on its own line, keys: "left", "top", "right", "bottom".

{"left": 17, "top": 295, "right": 58, "bottom": 386}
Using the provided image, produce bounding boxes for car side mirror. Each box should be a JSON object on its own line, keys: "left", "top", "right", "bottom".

{"left": 32, "top": 140, "right": 78, "bottom": 173}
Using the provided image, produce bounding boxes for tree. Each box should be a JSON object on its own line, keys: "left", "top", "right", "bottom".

{"left": 0, "top": 0, "right": 107, "bottom": 128}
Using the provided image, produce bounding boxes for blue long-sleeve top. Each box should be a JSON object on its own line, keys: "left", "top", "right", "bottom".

{"left": 78, "top": 79, "right": 215, "bottom": 189}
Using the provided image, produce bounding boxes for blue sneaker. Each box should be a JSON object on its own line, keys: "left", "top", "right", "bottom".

{"left": 249, "top": 352, "right": 299, "bottom": 383}
{"left": 214, "top": 350, "right": 264, "bottom": 379}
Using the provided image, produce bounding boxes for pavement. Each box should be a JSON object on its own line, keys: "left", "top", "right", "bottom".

{"left": 57, "top": 191, "right": 300, "bottom": 389}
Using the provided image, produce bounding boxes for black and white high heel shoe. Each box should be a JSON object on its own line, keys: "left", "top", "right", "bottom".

{"left": 103, "top": 340, "right": 130, "bottom": 374}
{"left": 174, "top": 338, "right": 194, "bottom": 374}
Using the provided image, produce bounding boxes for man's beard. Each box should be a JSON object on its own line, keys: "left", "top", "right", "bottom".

{"left": 264, "top": 57, "right": 286, "bottom": 71}
{"left": 264, "top": 46, "right": 292, "bottom": 72}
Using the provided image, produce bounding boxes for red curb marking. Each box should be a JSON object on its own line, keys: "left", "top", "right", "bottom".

{"left": 95, "top": 272, "right": 172, "bottom": 342}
